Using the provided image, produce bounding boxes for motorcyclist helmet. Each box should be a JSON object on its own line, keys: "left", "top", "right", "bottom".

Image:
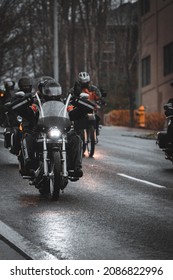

{"left": 37, "top": 76, "right": 55, "bottom": 94}
{"left": 78, "top": 72, "right": 90, "bottom": 87}
{"left": 18, "top": 76, "right": 33, "bottom": 93}
{"left": 42, "top": 80, "right": 62, "bottom": 101}
{"left": 4, "top": 78, "right": 15, "bottom": 90}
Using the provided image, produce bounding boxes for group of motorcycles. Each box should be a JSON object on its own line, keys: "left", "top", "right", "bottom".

{"left": 0, "top": 80, "right": 105, "bottom": 201}
{"left": 3, "top": 76, "right": 173, "bottom": 199}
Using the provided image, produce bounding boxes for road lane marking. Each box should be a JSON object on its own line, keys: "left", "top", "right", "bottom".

{"left": 0, "top": 220, "right": 58, "bottom": 260}
{"left": 117, "top": 173, "right": 166, "bottom": 189}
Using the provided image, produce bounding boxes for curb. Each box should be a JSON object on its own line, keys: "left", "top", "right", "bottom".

{"left": 0, "top": 221, "right": 58, "bottom": 260}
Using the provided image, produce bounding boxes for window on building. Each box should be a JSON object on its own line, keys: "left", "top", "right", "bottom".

{"left": 142, "top": 55, "right": 151, "bottom": 87}
{"left": 164, "top": 42, "right": 173, "bottom": 76}
{"left": 141, "top": 0, "right": 150, "bottom": 16}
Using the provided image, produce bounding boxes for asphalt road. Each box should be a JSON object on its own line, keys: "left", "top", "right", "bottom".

{"left": 0, "top": 126, "right": 173, "bottom": 260}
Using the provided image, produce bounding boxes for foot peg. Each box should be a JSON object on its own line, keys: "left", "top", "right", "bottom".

{"left": 22, "top": 175, "right": 32, "bottom": 179}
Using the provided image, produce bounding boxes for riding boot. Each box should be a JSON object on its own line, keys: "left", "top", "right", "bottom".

{"left": 67, "top": 130, "right": 83, "bottom": 177}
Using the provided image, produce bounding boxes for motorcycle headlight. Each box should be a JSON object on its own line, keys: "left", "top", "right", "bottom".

{"left": 48, "top": 128, "right": 61, "bottom": 139}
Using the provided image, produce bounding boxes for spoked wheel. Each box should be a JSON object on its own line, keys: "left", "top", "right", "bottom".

{"left": 86, "top": 126, "right": 95, "bottom": 157}
{"left": 49, "top": 151, "right": 62, "bottom": 200}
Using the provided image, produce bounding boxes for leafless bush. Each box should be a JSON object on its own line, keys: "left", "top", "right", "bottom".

{"left": 104, "top": 109, "right": 165, "bottom": 131}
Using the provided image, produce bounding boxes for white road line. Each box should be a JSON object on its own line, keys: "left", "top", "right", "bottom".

{"left": 117, "top": 173, "right": 166, "bottom": 189}
{"left": 0, "top": 221, "right": 57, "bottom": 260}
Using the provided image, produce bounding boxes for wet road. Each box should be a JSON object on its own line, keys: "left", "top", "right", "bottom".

{"left": 0, "top": 126, "right": 173, "bottom": 260}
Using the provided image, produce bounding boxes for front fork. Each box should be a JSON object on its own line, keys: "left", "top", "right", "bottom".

{"left": 62, "top": 135, "right": 68, "bottom": 177}
{"left": 43, "top": 134, "right": 68, "bottom": 177}
{"left": 43, "top": 135, "right": 48, "bottom": 176}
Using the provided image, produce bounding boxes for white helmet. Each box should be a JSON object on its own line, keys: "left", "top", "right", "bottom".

{"left": 78, "top": 72, "right": 90, "bottom": 84}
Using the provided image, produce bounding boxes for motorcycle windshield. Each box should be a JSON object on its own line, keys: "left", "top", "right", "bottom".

{"left": 37, "top": 101, "right": 71, "bottom": 131}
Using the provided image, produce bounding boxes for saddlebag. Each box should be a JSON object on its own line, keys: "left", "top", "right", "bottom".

{"left": 157, "top": 131, "right": 167, "bottom": 149}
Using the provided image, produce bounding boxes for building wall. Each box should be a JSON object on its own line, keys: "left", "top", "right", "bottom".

{"left": 139, "top": 0, "right": 173, "bottom": 113}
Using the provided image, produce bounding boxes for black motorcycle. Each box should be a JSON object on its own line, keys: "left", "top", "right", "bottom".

{"left": 76, "top": 93, "right": 100, "bottom": 158}
{"left": 3, "top": 114, "right": 22, "bottom": 155}
{"left": 82, "top": 111, "right": 97, "bottom": 157}
{"left": 19, "top": 93, "right": 73, "bottom": 200}
{"left": 3, "top": 92, "right": 26, "bottom": 156}
{"left": 157, "top": 101, "right": 173, "bottom": 162}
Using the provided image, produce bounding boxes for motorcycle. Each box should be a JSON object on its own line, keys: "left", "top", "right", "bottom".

{"left": 74, "top": 93, "right": 97, "bottom": 157}
{"left": 3, "top": 92, "right": 25, "bottom": 155}
{"left": 83, "top": 91, "right": 107, "bottom": 157}
{"left": 83, "top": 111, "right": 98, "bottom": 157}
{"left": 0, "top": 86, "right": 10, "bottom": 107}
{"left": 3, "top": 114, "right": 22, "bottom": 155}
{"left": 157, "top": 101, "right": 173, "bottom": 162}
{"left": 19, "top": 92, "right": 73, "bottom": 200}
{"left": 0, "top": 87, "right": 9, "bottom": 126}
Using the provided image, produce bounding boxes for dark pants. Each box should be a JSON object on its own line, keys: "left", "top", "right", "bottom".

{"left": 66, "top": 130, "right": 83, "bottom": 171}
{"left": 21, "top": 131, "right": 36, "bottom": 170}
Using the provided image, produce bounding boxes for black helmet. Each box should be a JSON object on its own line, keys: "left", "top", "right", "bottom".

{"left": 42, "top": 80, "right": 62, "bottom": 101}
{"left": 37, "top": 76, "right": 55, "bottom": 94}
{"left": 4, "top": 78, "right": 15, "bottom": 90}
{"left": 18, "top": 76, "right": 33, "bottom": 93}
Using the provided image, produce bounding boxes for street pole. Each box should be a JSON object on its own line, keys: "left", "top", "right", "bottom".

{"left": 54, "top": 0, "right": 59, "bottom": 82}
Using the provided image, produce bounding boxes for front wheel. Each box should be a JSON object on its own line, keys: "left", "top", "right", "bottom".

{"left": 86, "top": 126, "right": 95, "bottom": 157}
{"left": 49, "top": 151, "right": 62, "bottom": 200}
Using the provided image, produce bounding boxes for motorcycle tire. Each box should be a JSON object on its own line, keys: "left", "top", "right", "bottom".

{"left": 38, "top": 176, "right": 50, "bottom": 195}
{"left": 86, "top": 126, "right": 95, "bottom": 157}
{"left": 49, "top": 151, "right": 62, "bottom": 200}
{"left": 83, "top": 140, "right": 87, "bottom": 155}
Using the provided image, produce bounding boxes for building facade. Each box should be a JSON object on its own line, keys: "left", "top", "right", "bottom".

{"left": 139, "top": 0, "right": 173, "bottom": 113}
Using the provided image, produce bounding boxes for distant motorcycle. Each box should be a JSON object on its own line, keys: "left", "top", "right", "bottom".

{"left": 157, "top": 101, "right": 173, "bottom": 162}
{"left": 0, "top": 87, "right": 6, "bottom": 106}
{"left": 83, "top": 111, "right": 97, "bottom": 157}
{"left": 75, "top": 93, "right": 98, "bottom": 157}
{"left": 3, "top": 114, "right": 22, "bottom": 156}
{"left": 83, "top": 91, "right": 107, "bottom": 157}
{"left": 0, "top": 88, "right": 9, "bottom": 126}
{"left": 3, "top": 92, "right": 26, "bottom": 156}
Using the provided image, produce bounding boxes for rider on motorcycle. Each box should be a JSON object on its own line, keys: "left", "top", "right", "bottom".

{"left": 37, "top": 79, "right": 84, "bottom": 179}
{"left": 67, "top": 72, "right": 102, "bottom": 134}
{"left": 2, "top": 77, "right": 32, "bottom": 153}
{"left": 0, "top": 76, "right": 37, "bottom": 168}
{"left": 68, "top": 72, "right": 101, "bottom": 102}
{"left": 19, "top": 77, "right": 92, "bottom": 179}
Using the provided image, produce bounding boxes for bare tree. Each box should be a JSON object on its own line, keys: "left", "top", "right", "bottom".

{"left": 78, "top": 0, "right": 111, "bottom": 84}
{"left": 0, "top": 0, "right": 139, "bottom": 121}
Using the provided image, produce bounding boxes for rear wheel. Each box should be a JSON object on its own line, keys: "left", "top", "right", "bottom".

{"left": 49, "top": 151, "right": 62, "bottom": 200}
{"left": 80, "top": 129, "right": 87, "bottom": 155}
